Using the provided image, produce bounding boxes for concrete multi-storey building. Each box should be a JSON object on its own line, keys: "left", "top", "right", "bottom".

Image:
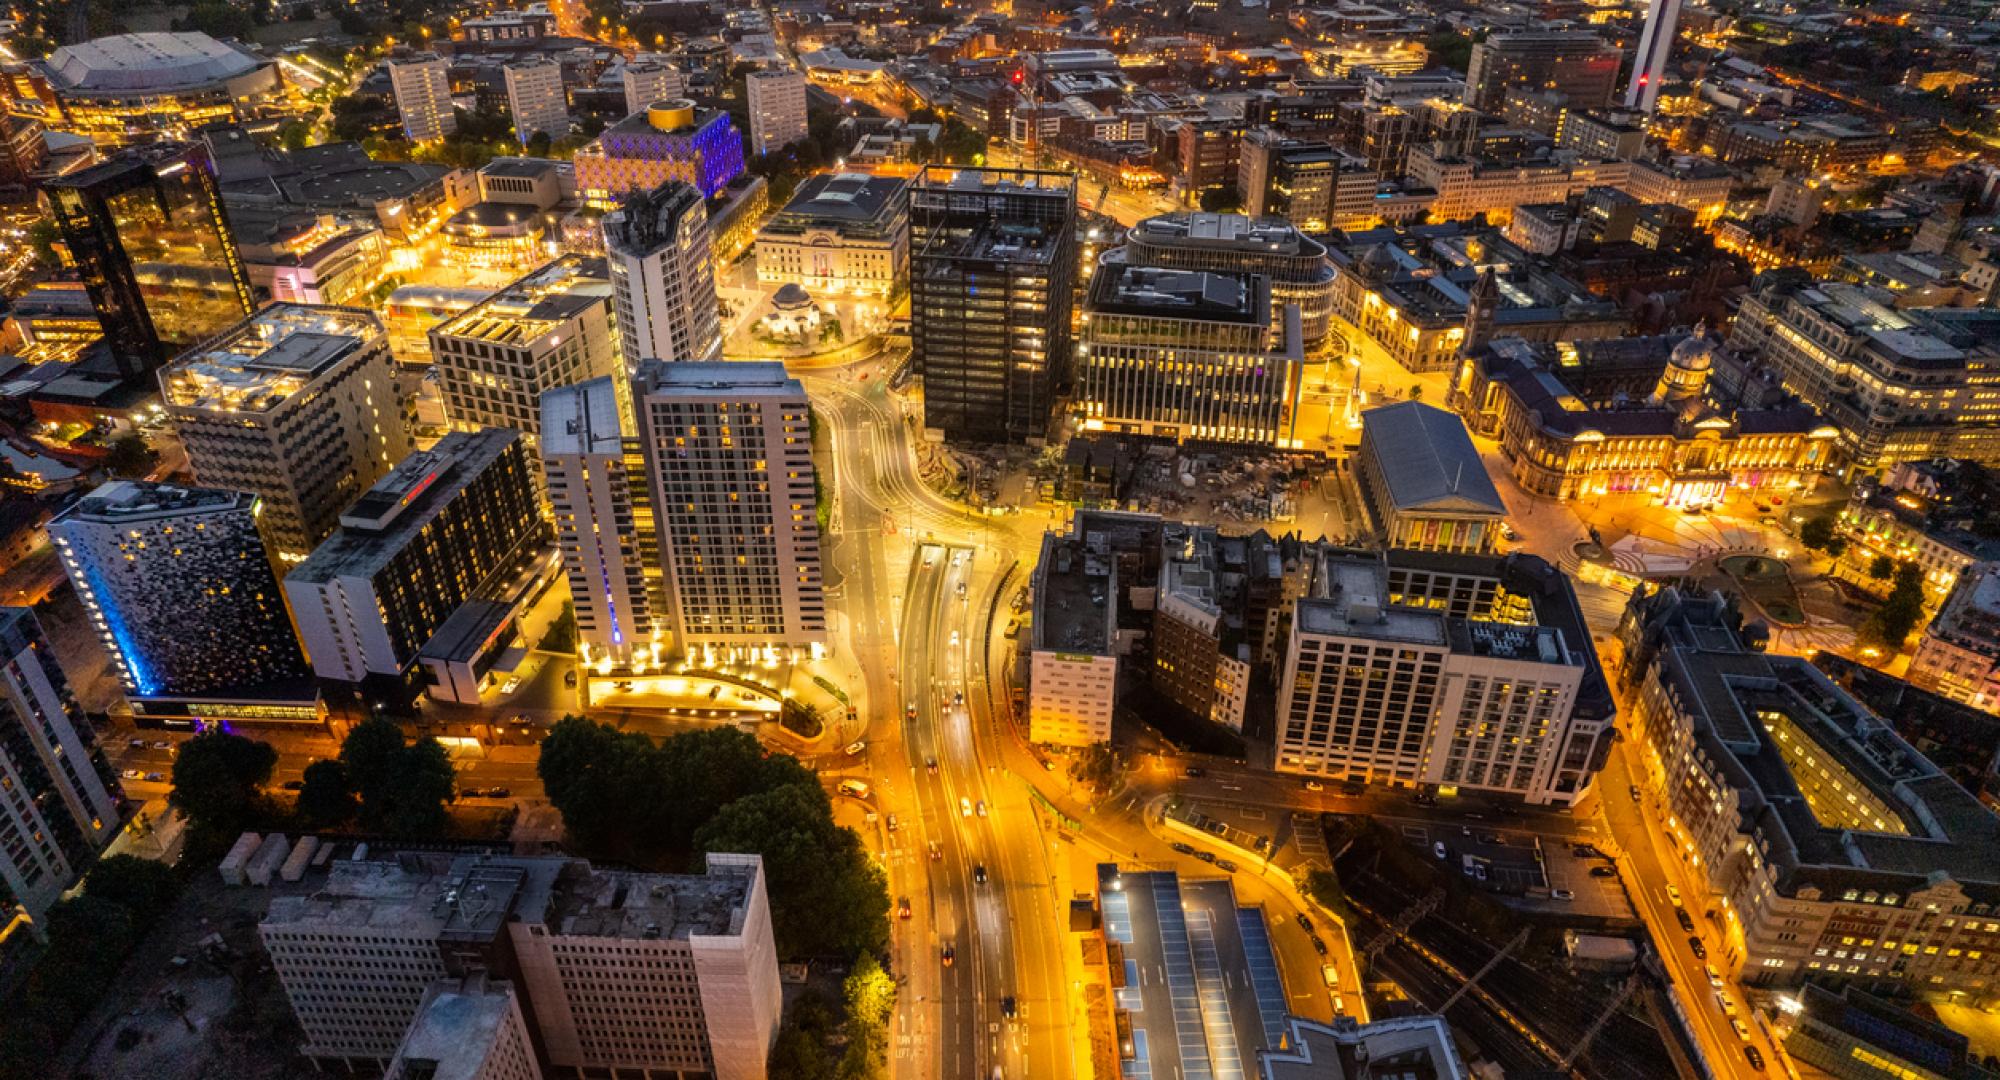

{"left": 621, "top": 59, "right": 687, "bottom": 117}
{"left": 160, "top": 304, "right": 413, "bottom": 563}
{"left": 1078, "top": 265, "right": 1304, "bottom": 447}
{"left": 1621, "top": 587, "right": 2000, "bottom": 1002}
{"left": 744, "top": 68, "right": 808, "bottom": 156}
{"left": 503, "top": 58, "right": 570, "bottom": 145}
{"left": 429, "top": 255, "right": 621, "bottom": 443}
{"left": 541, "top": 378, "right": 663, "bottom": 673}
{"left": 753, "top": 172, "right": 908, "bottom": 299}
{"left": 911, "top": 165, "right": 1077, "bottom": 443}
{"left": 1114, "top": 212, "right": 1340, "bottom": 357}
{"left": 1627, "top": 156, "right": 1733, "bottom": 225}
{"left": 1274, "top": 549, "right": 1612, "bottom": 805}
{"left": 388, "top": 56, "right": 456, "bottom": 142}
{"left": 50, "top": 481, "right": 307, "bottom": 700}
{"left": 284, "top": 429, "right": 549, "bottom": 694}
{"left": 572, "top": 100, "right": 745, "bottom": 205}
{"left": 1028, "top": 511, "right": 1158, "bottom": 745}
{"left": 385, "top": 975, "right": 543, "bottom": 1080}
{"left": 0, "top": 607, "right": 120, "bottom": 943}
{"left": 633, "top": 361, "right": 826, "bottom": 659}
{"left": 1731, "top": 277, "right": 2000, "bottom": 472}
{"left": 1153, "top": 525, "right": 1288, "bottom": 733}
{"left": 261, "top": 852, "right": 782, "bottom": 1078}
{"left": 1464, "top": 32, "right": 1621, "bottom": 111}
{"left": 603, "top": 181, "right": 722, "bottom": 364}
{"left": 1908, "top": 562, "right": 2000, "bottom": 711}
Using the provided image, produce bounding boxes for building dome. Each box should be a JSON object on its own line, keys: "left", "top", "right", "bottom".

{"left": 1669, "top": 330, "right": 1716, "bottom": 374}
{"left": 772, "top": 283, "right": 813, "bottom": 310}
{"left": 1356, "top": 243, "right": 1399, "bottom": 280}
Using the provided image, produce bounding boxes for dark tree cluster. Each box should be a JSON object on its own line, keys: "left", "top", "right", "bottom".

{"left": 0, "top": 857, "right": 183, "bottom": 1080}
{"left": 538, "top": 719, "right": 889, "bottom": 959}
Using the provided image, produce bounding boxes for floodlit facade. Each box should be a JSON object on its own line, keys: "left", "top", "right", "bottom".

{"left": 1274, "top": 550, "right": 1612, "bottom": 806}
{"left": 541, "top": 378, "right": 664, "bottom": 673}
{"left": 1621, "top": 587, "right": 2000, "bottom": 1001}
{"left": 34, "top": 31, "right": 282, "bottom": 145}
{"left": 1028, "top": 511, "right": 1158, "bottom": 746}
{"left": 753, "top": 172, "right": 909, "bottom": 299}
{"left": 389, "top": 56, "right": 456, "bottom": 142}
{"left": 0, "top": 608, "right": 120, "bottom": 935}
{"left": 160, "top": 304, "right": 412, "bottom": 563}
{"left": 1355, "top": 402, "right": 1508, "bottom": 553}
{"left": 573, "top": 100, "right": 745, "bottom": 205}
{"left": 1114, "top": 212, "right": 1341, "bottom": 357}
{"left": 429, "top": 255, "right": 621, "bottom": 443}
{"left": 632, "top": 361, "right": 826, "bottom": 658}
{"left": 603, "top": 181, "right": 723, "bottom": 364}
{"left": 1908, "top": 562, "right": 2000, "bottom": 711}
{"left": 744, "top": 69, "right": 808, "bottom": 156}
{"left": 50, "top": 481, "right": 306, "bottom": 698}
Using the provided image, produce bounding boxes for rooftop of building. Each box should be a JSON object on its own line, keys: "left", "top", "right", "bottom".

{"left": 1260, "top": 1014, "right": 1466, "bottom": 1080}
{"left": 54, "top": 479, "right": 253, "bottom": 525}
{"left": 1635, "top": 588, "right": 2000, "bottom": 902}
{"left": 160, "top": 304, "right": 384, "bottom": 414}
{"left": 261, "top": 851, "right": 759, "bottom": 942}
{"left": 1766, "top": 279, "right": 2000, "bottom": 369}
{"left": 387, "top": 978, "right": 524, "bottom": 1080}
{"left": 1096, "top": 863, "right": 1291, "bottom": 1077}
{"left": 432, "top": 255, "right": 611, "bottom": 347}
{"left": 1929, "top": 562, "right": 2000, "bottom": 652}
{"left": 1033, "top": 510, "right": 1161, "bottom": 656}
{"left": 1296, "top": 557, "right": 1446, "bottom": 646}
{"left": 1359, "top": 401, "right": 1506, "bottom": 516}
{"left": 46, "top": 32, "right": 266, "bottom": 94}
{"left": 1087, "top": 265, "right": 1267, "bottom": 325}
{"left": 767, "top": 171, "right": 907, "bottom": 226}
{"left": 540, "top": 376, "right": 625, "bottom": 459}
{"left": 634, "top": 359, "right": 803, "bottom": 400}
{"left": 1126, "top": 211, "right": 1329, "bottom": 260}
{"left": 288, "top": 429, "right": 520, "bottom": 584}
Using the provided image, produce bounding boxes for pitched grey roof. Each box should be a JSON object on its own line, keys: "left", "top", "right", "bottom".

{"left": 1360, "top": 400, "right": 1505, "bottom": 515}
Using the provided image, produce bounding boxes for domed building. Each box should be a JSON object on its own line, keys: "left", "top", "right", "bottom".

{"left": 28, "top": 32, "right": 281, "bottom": 145}
{"left": 1449, "top": 330, "right": 1836, "bottom": 505}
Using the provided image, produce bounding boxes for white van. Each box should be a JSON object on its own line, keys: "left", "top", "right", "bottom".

{"left": 838, "top": 779, "right": 872, "bottom": 799}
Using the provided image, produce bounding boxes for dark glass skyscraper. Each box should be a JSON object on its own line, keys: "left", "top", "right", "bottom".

{"left": 45, "top": 141, "right": 254, "bottom": 382}
{"left": 910, "top": 166, "right": 1076, "bottom": 444}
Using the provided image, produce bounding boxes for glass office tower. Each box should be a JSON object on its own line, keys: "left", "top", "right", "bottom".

{"left": 45, "top": 141, "right": 254, "bottom": 382}
{"left": 910, "top": 165, "right": 1077, "bottom": 444}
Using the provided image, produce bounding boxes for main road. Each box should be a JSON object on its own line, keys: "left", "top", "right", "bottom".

{"left": 806, "top": 361, "right": 1073, "bottom": 1080}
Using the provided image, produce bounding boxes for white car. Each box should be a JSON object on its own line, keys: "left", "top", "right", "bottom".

{"left": 501, "top": 677, "right": 521, "bottom": 694}
{"left": 1706, "top": 963, "right": 1725, "bottom": 988}
{"left": 949, "top": 630, "right": 960, "bottom": 646}
{"left": 976, "top": 800, "right": 987, "bottom": 818}
{"left": 844, "top": 740, "right": 867, "bottom": 756}
{"left": 961, "top": 797, "right": 973, "bottom": 818}
{"left": 1730, "top": 1018, "right": 1751, "bottom": 1041}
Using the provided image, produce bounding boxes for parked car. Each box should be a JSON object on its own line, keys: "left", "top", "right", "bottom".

{"left": 487, "top": 787, "right": 510, "bottom": 799}
{"left": 1731, "top": 1018, "right": 1751, "bottom": 1041}
{"left": 1744, "top": 1045, "right": 1765, "bottom": 1072}
{"left": 1706, "top": 964, "right": 1725, "bottom": 989}
{"left": 1688, "top": 936, "right": 1708, "bottom": 960}
{"left": 121, "top": 769, "right": 142, "bottom": 780}
{"left": 1193, "top": 850, "right": 1217, "bottom": 864}
{"left": 144, "top": 772, "right": 164, "bottom": 782}
{"left": 1433, "top": 841, "right": 1448, "bottom": 860}
{"left": 1550, "top": 889, "right": 1574, "bottom": 901}
{"left": 839, "top": 779, "right": 872, "bottom": 799}
{"left": 1171, "top": 842, "right": 1195, "bottom": 855}
{"left": 1304, "top": 780, "right": 1323, "bottom": 791}
{"left": 1590, "top": 866, "right": 1618, "bottom": 878}
{"left": 1666, "top": 884, "right": 1683, "bottom": 907}
{"left": 1310, "top": 935, "right": 1327, "bottom": 956}
{"left": 844, "top": 740, "right": 867, "bottom": 756}
{"left": 127, "top": 738, "right": 144, "bottom": 749}
{"left": 1676, "top": 908, "right": 1696, "bottom": 932}
{"left": 1215, "top": 859, "right": 1237, "bottom": 873}
{"left": 1296, "top": 913, "right": 1314, "bottom": 932}
{"left": 282, "top": 780, "right": 306, "bottom": 791}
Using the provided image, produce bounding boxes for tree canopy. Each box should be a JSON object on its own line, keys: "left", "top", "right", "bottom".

{"left": 1863, "top": 563, "right": 1928, "bottom": 651}
{"left": 538, "top": 718, "right": 888, "bottom": 958}
{"left": 338, "top": 717, "right": 456, "bottom": 835}
{"left": 169, "top": 730, "right": 277, "bottom": 840}
{"left": 296, "top": 758, "right": 359, "bottom": 829}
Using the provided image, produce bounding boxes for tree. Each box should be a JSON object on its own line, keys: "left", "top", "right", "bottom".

{"left": 338, "top": 718, "right": 455, "bottom": 835}
{"left": 538, "top": 715, "right": 665, "bottom": 861}
{"left": 837, "top": 954, "right": 896, "bottom": 1079}
{"left": 103, "top": 433, "right": 154, "bottom": 478}
{"left": 1071, "top": 743, "right": 1119, "bottom": 791}
{"left": 25, "top": 219, "right": 58, "bottom": 268}
{"left": 80, "top": 856, "right": 180, "bottom": 924}
{"left": 526, "top": 130, "right": 553, "bottom": 158}
{"left": 695, "top": 784, "right": 890, "bottom": 959}
{"left": 1798, "top": 513, "right": 1838, "bottom": 552}
{"left": 1863, "top": 563, "right": 1927, "bottom": 651}
{"left": 538, "top": 603, "right": 576, "bottom": 652}
{"left": 770, "top": 992, "right": 838, "bottom": 1080}
{"left": 937, "top": 119, "right": 987, "bottom": 164}
{"left": 169, "top": 731, "right": 277, "bottom": 839}
{"left": 1425, "top": 30, "right": 1475, "bottom": 72}
{"left": 278, "top": 119, "right": 312, "bottom": 152}
{"left": 296, "top": 759, "right": 358, "bottom": 828}
{"left": 1198, "top": 184, "right": 1243, "bottom": 213}
{"left": 1869, "top": 555, "right": 1895, "bottom": 580}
